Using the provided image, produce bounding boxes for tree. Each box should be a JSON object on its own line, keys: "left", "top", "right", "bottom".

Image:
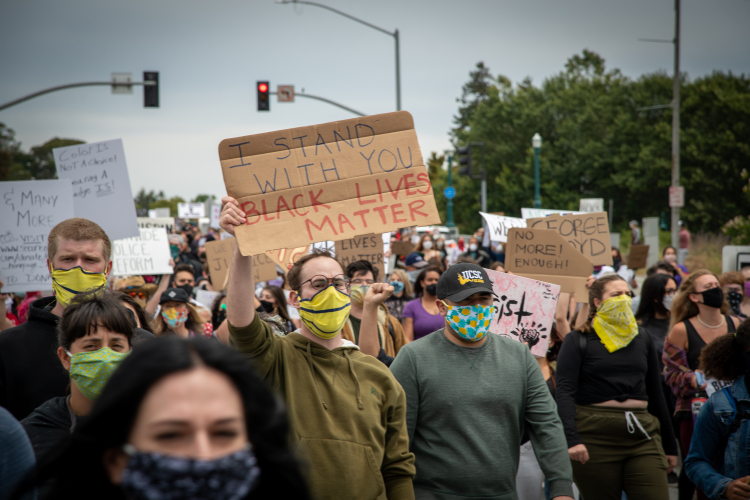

{"left": 192, "top": 194, "right": 216, "bottom": 203}
{"left": 23, "top": 137, "right": 85, "bottom": 179}
{"left": 134, "top": 189, "right": 166, "bottom": 210}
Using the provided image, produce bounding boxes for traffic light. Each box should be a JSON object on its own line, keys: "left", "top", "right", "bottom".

{"left": 457, "top": 146, "right": 471, "bottom": 176}
{"left": 144, "top": 71, "right": 159, "bottom": 108}
{"left": 257, "top": 81, "right": 270, "bottom": 111}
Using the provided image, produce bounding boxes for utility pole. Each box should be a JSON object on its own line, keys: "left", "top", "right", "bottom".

{"left": 671, "top": 0, "right": 681, "bottom": 248}
{"left": 445, "top": 153, "right": 455, "bottom": 228}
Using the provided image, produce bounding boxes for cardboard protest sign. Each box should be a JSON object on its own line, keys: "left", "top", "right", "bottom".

{"left": 0, "top": 180, "right": 75, "bottom": 292}
{"left": 505, "top": 228, "right": 594, "bottom": 302}
{"left": 204, "top": 239, "right": 277, "bottom": 289}
{"left": 218, "top": 111, "right": 441, "bottom": 256}
{"left": 112, "top": 227, "right": 173, "bottom": 276}
{"left": 627, "top": 244, "right": 650, "bottom": 269}
{"left": 137, "top": 217, "right": 176, "bottom": 235}
{"left": 480, "top": 212, "right": 527, "bottom": 243}
{"left": 335, "top": 234, "right": 385, "bottom": 279}
{"left": 53, "top": 139, "right": 139, "bottom": 241}
{"left": 266, "top": 246, "right": 311, "bottom": 272}
{"left": 486, "top": 269, "right": 560, "bottom": 358}
{"left": 521, "top": 208, "right": 584, "bottom": 219}
{"left": 526, "top": 212, "right": 612, "bottom": 266}
{"left": 178, "top": 203, "right": 205, "bottom": 219}
{"left": 391, "top": 241, "right": 415, "bottom": 256}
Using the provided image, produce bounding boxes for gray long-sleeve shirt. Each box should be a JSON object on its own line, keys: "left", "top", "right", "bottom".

{"left": 390, "top": 329, "right": 573, "bottom": 500}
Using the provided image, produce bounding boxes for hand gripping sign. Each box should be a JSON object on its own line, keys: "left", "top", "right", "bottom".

{"left": 218, "top": 111, "right": 441, "bottom": 256}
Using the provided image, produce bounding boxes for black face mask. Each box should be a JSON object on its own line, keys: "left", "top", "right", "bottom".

{"left": 214, "top": 310, "right": 227, "bottom": 326}
{"left": 612, "top": 257, "right": 621, "bottom": 271}
{"left": 700, "top": 287, "right": 724, "bottom": 309}
{"left": 178, "top": 284, "right": 194, "bottom": 297}
{"left": 425, "top": 284, "right": 437, "bottom": 296}
{"left": 727, "top": 291, "right": 743, "bottom": 315}
{"left": 258, "top": 300, "right": 275, "bottom": 314}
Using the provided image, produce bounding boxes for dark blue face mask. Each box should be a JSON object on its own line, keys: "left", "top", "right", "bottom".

{"left": 119, "top": 444, "right": 260, "bottom": 500}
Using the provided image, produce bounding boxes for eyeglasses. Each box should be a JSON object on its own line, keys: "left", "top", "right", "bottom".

{"left": 300, "top": 275, "right": 349, "bottom": 292}
{"left": 350, "top": 278, "right": 375, "bottom": 285}
{"left": 128, "top": 291, "right": 147, "bottom": 300}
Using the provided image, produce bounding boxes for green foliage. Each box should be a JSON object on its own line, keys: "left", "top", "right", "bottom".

{"left": 192, "top": 194, "right": 216, "bottom": 203}
{"left": 438, "top": 53, "right": 750, "bottom": 234}
{"left": 0, "top": 124, "right": 84, "bottom": 181}
{"left": 723, "top": 216, "right": 750, "bottom": 245}
{"left": 134, "top": 188, "right": 166, "bottom": 209}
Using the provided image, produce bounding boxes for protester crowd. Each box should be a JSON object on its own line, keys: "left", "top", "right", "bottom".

{"left": 0, "top": 208, "right": 749, "bottom": 500}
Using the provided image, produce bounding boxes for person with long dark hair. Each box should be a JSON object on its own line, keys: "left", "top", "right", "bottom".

{"left": 259, "top": 285, "right": 295, "bottom": 331}
{"left": 21, "top": 336, "right": 309, "bottom": 500}
{"left": 402, "top": 266, "right": 444, "bottom": 342}
{"left": 636, "top": 274, "right": 678, "bottom": 363}
{"left": 556, "top": 274, "right": 677, "bottom": 499}
{"left": 685, "top": 319, "right": 750, "bottom": 500}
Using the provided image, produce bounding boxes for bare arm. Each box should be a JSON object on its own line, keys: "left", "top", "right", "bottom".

{"left": 0, "top": 284, "right": 14, "bottom": 331}
{"left": 215, "top": 318, "right": 230, "bottom": 345}
{"left": 220, "top": 197, "right": 254, "bottom": 328}
{"left": 403, "top": 317, "right": 414, "bottom": 343}
{"left": 146, "top": 258, "right": 175, "bottom": 317}
{"left": 360, "top": 283, "right": 394, "bottom": 357}
{"left": 555, "top": 293, "right": 571, "bottom": 338}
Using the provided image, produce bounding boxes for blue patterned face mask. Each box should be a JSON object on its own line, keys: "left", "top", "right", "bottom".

{"left": 389, "top": 281, "right": 404, "bottom": 294}
{"left": 441, "top": 300, "right": 494, "bottom": 342}
{"left": 119, "top": 444, "right": 261, "bottom": 500}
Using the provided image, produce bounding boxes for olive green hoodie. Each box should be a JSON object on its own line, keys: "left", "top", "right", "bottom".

{"left": 229, "top": 314, "right": 415, "bottom": 500}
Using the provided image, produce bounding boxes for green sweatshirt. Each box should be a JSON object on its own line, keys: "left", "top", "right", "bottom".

{"left": 390, "top": 330, "right": 573, "bottom": 500}
{"left": 229, "top": 315, "right": 415, "bottom": 500}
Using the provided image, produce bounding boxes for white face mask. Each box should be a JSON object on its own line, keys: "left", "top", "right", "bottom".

{"left": 436, "top": 240, "right": 444, "bottom": 249}
{"left": 664, "top": 254, "right": 677, "bottom": 263}
{"left": 663, "top": 294, "right": 674, "bottom": 311}
{"left": 469, "top": 243, "right": 478, "bottom": 252}
{"left": 411, "top": 234, "right": 421, "bottom": 244}
{"left": 422, "top": 240, "right": 433, "bottom": 250}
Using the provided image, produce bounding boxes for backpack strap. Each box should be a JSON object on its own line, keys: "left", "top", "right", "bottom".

{"left": 578, "top": 330, "right": 588, "bottom": 361}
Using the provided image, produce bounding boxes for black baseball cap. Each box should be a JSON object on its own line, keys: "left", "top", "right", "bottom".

{"left": 160, "top": 288, "right": 189, "bottom": 304}
{"left": 437, "top": 263, "right": 494, "bottom": 303}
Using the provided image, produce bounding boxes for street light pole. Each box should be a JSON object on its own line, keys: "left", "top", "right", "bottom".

{"left": 532, "top": 133, "right": 542, "bottom": 209}
{"left": 671, "top": 0, "right": 681, "bottom": 248}
{"left": 277, "top": 0, "right": 401, "bottom": 111}
{"left": 445, "top": 153, "right": 455, "bottom": 228}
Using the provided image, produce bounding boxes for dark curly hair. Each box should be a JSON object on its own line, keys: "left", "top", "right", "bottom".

{"left": 699, "top": 317, "right": 750, "bottom": 381}
{"left": 413, "top": 266, "right": 443, "bottom": 298}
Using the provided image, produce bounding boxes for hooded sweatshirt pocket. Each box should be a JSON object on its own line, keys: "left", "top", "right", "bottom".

{"left": 297, "top": 437, "right": 385, "bottom": 499}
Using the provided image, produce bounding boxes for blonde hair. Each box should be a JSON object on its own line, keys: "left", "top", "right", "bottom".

{"left": 152, "top": 302, "right": 205, "bottom": 336}
{"left": 48, "top": 218, "right": 111, "bottom": 262}
{"left": 669, "top": 269, "right": 728, "bottom": 331}
{"left": 390, "top": 269, "right": 414, "bottom": 298}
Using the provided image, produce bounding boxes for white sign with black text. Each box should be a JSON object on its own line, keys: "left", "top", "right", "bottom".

{"left": 112, "top": 227, "right": 173, "bottom": 276}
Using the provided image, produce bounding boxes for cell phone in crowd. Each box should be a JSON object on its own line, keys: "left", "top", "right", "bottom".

{"left": 695, "top": 371, "right": 706, "bottom": 386}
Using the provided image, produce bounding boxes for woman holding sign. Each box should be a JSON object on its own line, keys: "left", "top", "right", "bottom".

{"left": 556, "top": 274, "right": 677, "bottom": 499}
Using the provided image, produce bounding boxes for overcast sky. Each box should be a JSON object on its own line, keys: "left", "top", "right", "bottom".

{"left": 1, "top": 0, "right": 748, "bottom": 201}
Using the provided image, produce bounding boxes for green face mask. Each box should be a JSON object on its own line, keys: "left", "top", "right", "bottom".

{"left": 65, "top": 347, "right": 130, "bottom": 400}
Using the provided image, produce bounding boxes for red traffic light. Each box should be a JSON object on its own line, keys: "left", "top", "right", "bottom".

{"left": 258, "top": 83, "right": 268, "bottom": 93}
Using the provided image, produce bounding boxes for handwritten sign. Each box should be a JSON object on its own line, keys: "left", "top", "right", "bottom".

{"left": 480, "top": 212, "right": 527, "bottom": 243}
{"left": 266, "top": 245, "right": 310, "bottom": 272}
{"left": 53, "top": 139, "right": 139, "bottom": 241}
{"left": 137, "top": 217, "right": 175, "bottom": 235}
{"left": 112, "top": 227, "right": 173, "bottom": 276}
{"left": 335, "top": 234, "right": 385, "bottom": 279}
{"left": 178, "top": 203, "right": 205, "bottom": 219}
{"left": 526, "top": 212, "right": 612, "bottom": 266}
{"left": 521, "top": 208, "right": 584, "bottom": 219}
{"left": 486, "top": 269, "right": 560, "bottom": 358}
{"left": 505, "top": 228, "right": 594, "bottom": 303}
{"left": 204, "top": 238, "right": 277, "bottom": 290}
{"left": 0, "top": 180, "right": 75, "bottom": 292}
{"left": 391, "top": 241, "right": 415, "bottom": 256}
{"left": 195, "top": 289, "right": 220, "bottom": 309}
{"left": 218, "top": 110, "right": 441, "bottom": 256}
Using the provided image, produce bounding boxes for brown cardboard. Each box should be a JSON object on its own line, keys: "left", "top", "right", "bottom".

{"left": 627, "top": 244, "right": 650, "bottom": 269}
{"left": 335, "top": 234, "right": 385, "bottom": 279}
{"left": 391, "top": 240, "right": 416, "bottom": 256}
{"left": 218, "top": 111, "right": 441, "bottom": 256}
{"left": 205, "top": 239, "right": 278, "bottom": 290}
{"left": 266, "top": 246, "right": 311, "bottom": 272}
{"left": 526, "top": 212, "right": 613, "bottom": 266}
{"left": 505, "top": 228, "right": 594, "bottom": 303}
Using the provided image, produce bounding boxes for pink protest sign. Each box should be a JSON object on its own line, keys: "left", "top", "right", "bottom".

{"left": 486, "top": 269, "right": 561, "bottom": 358}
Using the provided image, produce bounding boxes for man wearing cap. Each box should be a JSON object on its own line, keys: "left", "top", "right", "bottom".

{"left": 404, "top": 252, "right": 429, "bottom": 285}
{"left": 390, "top": 263, "right": 574, "bottom": 500}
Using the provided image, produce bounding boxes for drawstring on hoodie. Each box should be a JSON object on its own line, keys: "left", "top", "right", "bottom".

{"left": 306, "top": 343, "right": 328, "bottom": 410}
{"left": 345, "top": 350, "right": 364, "bottom": 410}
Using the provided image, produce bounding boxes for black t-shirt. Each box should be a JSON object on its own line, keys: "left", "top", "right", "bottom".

{"left": 555, "top": 329, "right": 677, "bottom": 454}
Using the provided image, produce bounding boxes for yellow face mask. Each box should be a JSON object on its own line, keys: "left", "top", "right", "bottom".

{"left": 297, "top": 285, "right": 351, "bottom": 339}
{"left": 592, "top": 294, "right": 639, "bottom": 353}
{"left": 51, "top": 265, "right": 108, "bottom": 307}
